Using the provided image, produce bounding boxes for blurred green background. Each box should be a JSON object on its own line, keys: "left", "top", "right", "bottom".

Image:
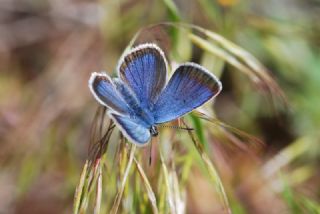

{"left": 0, "top": 0, "right": 319, "bottom": 213}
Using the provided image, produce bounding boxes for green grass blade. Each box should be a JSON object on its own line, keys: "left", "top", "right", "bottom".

{"left": 299, "top": 196, "right": 320, "bottom": 214}
{"left": 192, "top": 110, "right": 264, "bottom": 150}
{"left": 281, "top": 175, "right": 303, "bottom": 214}
{"left": 73, "top": 160, "right": 89, "bottom": 214}
{"left": 162, "top": 0, "right": 181, "bottom": 22}
{"left": 134, "top": 158, "right": 159, "bottom": 214}
{"left": 94, "top": 164, "right": 102, "bottom": 214}
{"left": 262, "top": 137, "right": 311, "bottom": 178}
{"left": 189, "top": 114, "right": 208, "bottom": 149}
{"left": 190, "top": 34, "right": 255, "bottom": 79}
{"left": 159, "top": 148, "right": 176, "bottom": 214}
{"left": 184, "top": 125, "right": 232, "bottom": 214}
{"left": 110, "top": 145, "right": 136, "bottom": 214}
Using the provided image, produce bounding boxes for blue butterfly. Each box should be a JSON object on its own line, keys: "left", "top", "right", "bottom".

{"left": 89, "top": 43, "right": 222, "bottom": 146}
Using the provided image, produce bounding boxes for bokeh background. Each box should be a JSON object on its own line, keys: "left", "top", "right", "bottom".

{"left": 0, "top": 0, "right": 319, "bottom": 213}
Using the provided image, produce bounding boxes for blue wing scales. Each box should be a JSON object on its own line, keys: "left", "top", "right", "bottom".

{"left": 89, "top": 72, "right": 130, "bottom": 115}
{"left": 108, "top": 112, "right": 151, "bottom": 145}
{"left": 153, "top": 63, "right": 222, "bottom": 124}
{"left": 118, "top": 43, "right": 168, "bottom": 109}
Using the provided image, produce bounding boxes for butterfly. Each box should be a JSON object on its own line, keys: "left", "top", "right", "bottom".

{"left": 88, "top": 43, "right": 222, "bottom": 146}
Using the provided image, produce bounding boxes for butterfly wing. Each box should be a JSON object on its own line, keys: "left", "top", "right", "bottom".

{"left": 153, "top": 63, "right": 222, "bottom": 124}
{"left": 108, "top": 112, "right": 151, "bottom": 146}
{"left": 112, "top": 78, "right": 141, "bottom": 112}
{"left": 118, "top": 43, "right": 168, "bottom": 108}
{"left": 89, "top": 72, "right": 130, "bottom": 115}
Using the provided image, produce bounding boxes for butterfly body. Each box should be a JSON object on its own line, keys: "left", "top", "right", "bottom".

{"left": 89, "top": 43, "right": 222, "bottom": 146}
{"left": 113, "top": 78, "right": 155, "bottom": 128}
{"left": 113, "top": 77, "right": 161, "bottom": 137}
{"left": 114, "top": 79, "right": 160, "bottom": 138}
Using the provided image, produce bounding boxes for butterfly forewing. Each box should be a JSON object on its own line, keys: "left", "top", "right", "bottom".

{"left": 118, "top": 44, "right": 168, "bottom": 108}
{"left": 89, "top": 72, "right": 130, "bottom": 115}
{"left": 153, "top": 63, "right": 222, "bottom": 124}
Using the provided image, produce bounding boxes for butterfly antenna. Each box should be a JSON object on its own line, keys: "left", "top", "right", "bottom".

{"left": 158, "top": 125, "right": 194, "bottom": 131}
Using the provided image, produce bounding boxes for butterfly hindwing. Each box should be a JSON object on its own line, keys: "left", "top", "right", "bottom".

{"left": 153, "top": 63, "right": 222, "bottom": 124}
{"left": 118, "top": 43, "right": 168, "bottom": 108}
{"left": 89, "top": 72, "right": 130, "bottom": 115}
{"left": 108, "top": 112, "right": 151, "bottom": 145}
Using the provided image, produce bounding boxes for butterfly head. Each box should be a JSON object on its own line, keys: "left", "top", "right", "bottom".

{"left": 149, "top": 126, "right": 158, "bottom": 137}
